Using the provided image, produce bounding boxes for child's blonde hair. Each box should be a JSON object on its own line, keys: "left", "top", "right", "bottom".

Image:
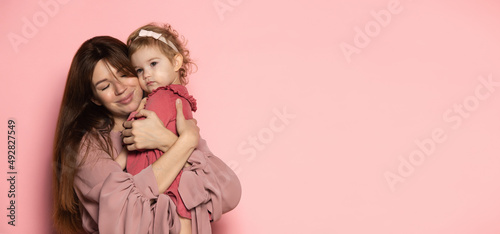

{"left": 127, "top": 23, "right": 196, "bottom": 85}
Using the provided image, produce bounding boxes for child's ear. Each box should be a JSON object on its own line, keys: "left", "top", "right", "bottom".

{"left": 173, "top": 53, "right": 184, "bottom": 72}
{"left": 91, "top": 98, "right": 102, "bottom": 106}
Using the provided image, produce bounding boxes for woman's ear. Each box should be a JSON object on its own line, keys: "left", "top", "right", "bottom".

{"left": 173, "top": 53, "right": 184, "bottom": 72}
{"left": 91, "top": 98, "right": 102, "bottom": 106}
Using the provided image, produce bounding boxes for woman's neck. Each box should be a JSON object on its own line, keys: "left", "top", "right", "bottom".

{"left": 112, "top": 117, "right": 126, "bottom": 132}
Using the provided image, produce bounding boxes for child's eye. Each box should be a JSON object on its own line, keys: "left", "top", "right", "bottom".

{"left": 150, "top": 61, "right": 157, "bottom": 67}
{"left": 136, "top": 69, "right": 143, "bottom": 74}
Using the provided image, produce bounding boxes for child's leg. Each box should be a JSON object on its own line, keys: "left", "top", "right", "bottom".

{"left": 179, "top": 216, "right": 192, "bottom": 234}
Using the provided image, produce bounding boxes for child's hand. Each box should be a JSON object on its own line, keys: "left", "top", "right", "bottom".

{"left": 114, "top": 148, "right": 128, "bottom": 170}
{"left": 136, "top": 97, "right": 147, "bottom": 112}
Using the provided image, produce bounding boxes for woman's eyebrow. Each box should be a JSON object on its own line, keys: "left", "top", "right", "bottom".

{"left": 94, "top": 78, "right": 108, "bottom": 86}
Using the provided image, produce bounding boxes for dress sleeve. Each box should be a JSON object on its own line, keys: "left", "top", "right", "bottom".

{"left": 146, "top": 88, "right": 194, "bottom": 136}
{"left": 178, "top": 138, "right": 242, "bottom": 232}
{"left": 74, "top": 141, "right": 180, "bottom": 234}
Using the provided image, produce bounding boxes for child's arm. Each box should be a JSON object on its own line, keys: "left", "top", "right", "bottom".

{"left": 114, "top": 148, "right": 128, "bottom": 170}
{"left": 137, "top": 97, "right": 147, "bottom": 111}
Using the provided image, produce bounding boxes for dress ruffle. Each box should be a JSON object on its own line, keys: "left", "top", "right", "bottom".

{"left": 147, "top": 84, "right": 197, "bottom": 112}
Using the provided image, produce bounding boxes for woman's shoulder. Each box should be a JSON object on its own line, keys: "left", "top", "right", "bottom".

{"left": 77, "top": 131, "right": 119, "bottom": 166}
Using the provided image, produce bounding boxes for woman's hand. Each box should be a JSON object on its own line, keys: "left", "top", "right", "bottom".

{"left": 122, "top": 109, "right": 178, "bottom": 152}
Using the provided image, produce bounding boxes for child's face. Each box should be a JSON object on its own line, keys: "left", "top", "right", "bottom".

{"left": 130, "top": 46, "right": 181, "bottom": 93}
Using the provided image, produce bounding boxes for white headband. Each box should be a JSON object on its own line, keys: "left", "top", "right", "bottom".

{"left": 135, "top": 29, "right": 180, "bottom": 53}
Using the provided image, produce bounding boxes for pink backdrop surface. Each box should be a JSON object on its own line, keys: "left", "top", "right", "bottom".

{"left": 2, "top": 0, "right": 500, "bottom": 233}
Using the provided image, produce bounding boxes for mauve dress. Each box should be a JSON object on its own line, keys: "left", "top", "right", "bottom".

{"left": 73, "top": 126, "right": 241, "bottom": 233}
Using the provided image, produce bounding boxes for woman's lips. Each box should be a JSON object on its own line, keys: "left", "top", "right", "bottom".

{"left": 118, "top": 92, "right": 134, "bottom": 104}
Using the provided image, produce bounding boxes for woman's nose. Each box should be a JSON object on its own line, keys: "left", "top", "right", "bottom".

{"left": 114, "top": 81, "right": 126, "bottom": 95}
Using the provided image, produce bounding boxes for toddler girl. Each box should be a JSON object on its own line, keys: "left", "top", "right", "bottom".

{"left": 115, "top": 23, "right": 222, "bottom": 234}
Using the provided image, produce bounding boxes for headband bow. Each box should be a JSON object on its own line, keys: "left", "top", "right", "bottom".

{"left": 136, "top": 29, "right": 180, "bottom": 53}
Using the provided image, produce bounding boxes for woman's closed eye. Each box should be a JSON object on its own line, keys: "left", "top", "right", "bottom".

{"left": 116, "top": 72, "right": 128, "bottom": 78}
{"left": 100, "top": 84, "right": 110, "bottom": 91}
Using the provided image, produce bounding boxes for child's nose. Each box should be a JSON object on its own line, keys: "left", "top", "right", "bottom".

{"left": 143, "top": 68, "right": 151, "bottom": 78}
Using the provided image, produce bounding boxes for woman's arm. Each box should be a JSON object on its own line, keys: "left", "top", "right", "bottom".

{"left": 179, "top": 141, "right": 242, "bottom": 222}
{"left": 74, "top": 138, "right": 181, "bottom": 233}
{"left": 122, "top": 99, "right": 241, "bottom": 220}
{"left": 123, "top": 99, "right": 199, "bottom": 193}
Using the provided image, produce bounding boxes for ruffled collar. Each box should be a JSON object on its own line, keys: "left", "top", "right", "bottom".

{"left": 147, "top": 84, "right": 197, "bottom": 112}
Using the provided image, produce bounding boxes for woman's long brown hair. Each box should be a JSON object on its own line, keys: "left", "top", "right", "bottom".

{"left": 52, "top": 36, "right": 136, "bottom": 233}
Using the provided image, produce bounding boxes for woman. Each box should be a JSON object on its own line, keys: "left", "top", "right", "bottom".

{"left": 52, "top": 36, "right": 241, "bottom": 234}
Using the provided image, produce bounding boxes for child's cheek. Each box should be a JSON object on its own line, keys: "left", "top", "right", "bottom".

{"left": 139, "top": 81, "right": 147, "bottom": 91}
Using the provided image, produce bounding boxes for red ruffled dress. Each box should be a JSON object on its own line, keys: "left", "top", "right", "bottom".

{"left": 126, "top": 84, "right": 197, "bottom": 219}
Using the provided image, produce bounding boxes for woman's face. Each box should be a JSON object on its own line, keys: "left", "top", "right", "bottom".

{"left": 91, "top": 60, "right": 143, "bottom": 120}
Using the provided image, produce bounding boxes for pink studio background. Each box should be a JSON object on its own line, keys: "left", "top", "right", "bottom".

{"left": 1, "top": 0, "right": 500, "bottom": 233}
